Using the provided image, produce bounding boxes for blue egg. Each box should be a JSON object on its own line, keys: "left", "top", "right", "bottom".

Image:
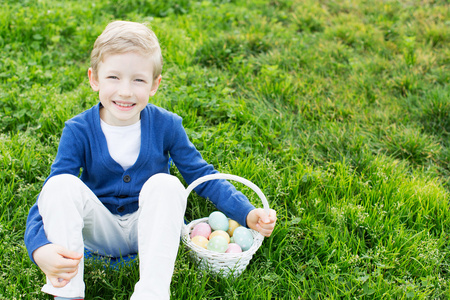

{"left": 232, "top": 227, "right": 254, "bottom": 251}
{"left": 208, "top": 211, "right": 229, "bottom": 231}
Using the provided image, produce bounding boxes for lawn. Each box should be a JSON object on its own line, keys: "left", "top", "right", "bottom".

{"left": 1, "top": 0, "right": 449, "bottom": 299}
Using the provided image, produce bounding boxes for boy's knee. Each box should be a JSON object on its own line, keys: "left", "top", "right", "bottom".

{"left": 143, "top": 173, "right": 184, "bottom": 191}
{"left": 140, "top": 174, "right": 186, "bottom": 207}
{"left": 39, "top": 174, "right": 85, "bottom": 208}
{"left": 43, "top": 174, "right": 81, "bottom": 190}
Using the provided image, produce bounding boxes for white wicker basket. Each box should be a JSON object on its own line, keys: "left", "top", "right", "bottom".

{"left": 181, "top": 173, "right": 269, "bottom": 277}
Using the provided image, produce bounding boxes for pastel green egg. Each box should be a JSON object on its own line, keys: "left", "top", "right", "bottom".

{"left": 207, "top": 235, "right": 229, "bottom": 253}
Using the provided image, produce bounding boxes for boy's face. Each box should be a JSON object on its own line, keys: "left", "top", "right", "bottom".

{"left": 88, "top": 52, "right": 161, "bottom": 126}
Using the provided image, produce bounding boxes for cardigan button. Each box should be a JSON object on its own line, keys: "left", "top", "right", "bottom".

{"left": 117, "top": 206, "right": 125, "bottom": 213}
{"left": 123, "top": 175, "right": 131, "bottom": 183}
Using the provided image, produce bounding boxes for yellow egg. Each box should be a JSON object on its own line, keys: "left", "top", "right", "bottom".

{"left": 227, "top": 219, "right": 241, "bottom": 237}
{"left": 209, "top": 230, "right": 230, "bottom": 243}
{"left": 191, "top": 235, "right": 209, "bottom": 249}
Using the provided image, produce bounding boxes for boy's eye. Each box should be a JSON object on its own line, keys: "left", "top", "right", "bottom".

{"left": 135, "top": 79, "right": 145, "bottom": 83}
{"left": 107, "top": 76, "right": 119, "bottom": 79}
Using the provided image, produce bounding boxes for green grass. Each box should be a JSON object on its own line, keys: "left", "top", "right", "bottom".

{"left": 1, "top": 0, "right": 449, "bottom": 298}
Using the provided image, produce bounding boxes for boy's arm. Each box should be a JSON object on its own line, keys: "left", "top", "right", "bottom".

{"left": 246, "top": 208, "right": 277, "bottom": 237}
{"left": 24, "top": 124, "right": 84, "bottom": 264}
{"left": 24, "top": 203, "right": 52, "bottom": 264}
{"left": 33, "top": 244, "right": 82, "bottom": 288}
{"left": 168, "top": 117, "right": 256, "bottom": 227}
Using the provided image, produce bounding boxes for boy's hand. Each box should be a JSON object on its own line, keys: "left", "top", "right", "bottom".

{"left": 33, "top": 244, "right": 82, "bottom": 288}
{"left": 246, "top": 208, "right": 277, "bottom": 237}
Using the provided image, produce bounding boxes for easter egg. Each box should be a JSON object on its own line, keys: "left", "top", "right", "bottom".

{"left": 209, "top": 230, "right": 230, "bottom": 243}
{"left": 190, "top": 222, "right": 211, "bottom": 239}
{"left": 207, "top": 236, "right": 228, "bottom": 253}
{"left": 191, "top": 235, "right": 209, "bottom": 249}
{"left": 225, "top": 243, "right": 242, "bottom": 253}
{"left": 232, "top": 227, "right": 254, "bottom": 251}
{"left": 208, "top": 211, "right": 229, "bottom": 231}
{"left": 227, "top": 219, "right": 240, "bottom": 237}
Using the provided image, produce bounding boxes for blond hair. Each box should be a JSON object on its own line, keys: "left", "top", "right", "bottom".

{"left": 90, "top": 21, "right": 163, "bottom": 80}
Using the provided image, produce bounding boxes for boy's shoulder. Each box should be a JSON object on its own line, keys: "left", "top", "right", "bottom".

{"left": 143, "top": 103, "right": 182, "bottom": 123}
{"left": 65, "top": 104, "right": 98, "bottom": 127}
{"left": 145, "top": 103, "right": 178, "bottom": 117}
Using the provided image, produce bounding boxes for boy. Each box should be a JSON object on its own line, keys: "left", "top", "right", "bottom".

{"left": 24, "top": 21, "right": 277, "bottom": 300}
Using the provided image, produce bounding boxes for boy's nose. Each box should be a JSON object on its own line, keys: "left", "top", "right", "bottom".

{"left": 118, "top": 83, "right": 133, "bottom": 97}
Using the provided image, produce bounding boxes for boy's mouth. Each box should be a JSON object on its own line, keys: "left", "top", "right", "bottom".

{"left": 113, "top": 101, "right": 135, "bottom": 108}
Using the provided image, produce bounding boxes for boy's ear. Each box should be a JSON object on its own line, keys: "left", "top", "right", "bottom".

{"left": 149, "top": 75, "right": 162, "bottom": 96}
{"left": 88, "top": 68, "right": 100, "bottom": 91}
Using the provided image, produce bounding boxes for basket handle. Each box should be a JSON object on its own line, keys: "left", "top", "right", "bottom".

{"left": 185, "top": 173, "right": 270, "bottom": 215}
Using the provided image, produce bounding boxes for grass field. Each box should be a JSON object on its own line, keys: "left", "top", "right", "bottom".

{"left": 1, "top": 0, "right": 449, "bottom": 299}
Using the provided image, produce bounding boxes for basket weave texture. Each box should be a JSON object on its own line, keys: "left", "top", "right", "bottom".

{"left": 181, "top": 174, "right": 269, "bottom": 277}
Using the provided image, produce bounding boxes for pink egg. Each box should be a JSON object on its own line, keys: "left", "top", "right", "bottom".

{"left": 190, "top": 222, "right": 212, "bottom": 239}
{"left": 225, "top": 243, "right": 242, "bottom": 253}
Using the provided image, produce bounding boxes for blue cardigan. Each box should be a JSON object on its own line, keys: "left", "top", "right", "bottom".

{"left": 24, "top": 103, "right": 255, "bottom": 263}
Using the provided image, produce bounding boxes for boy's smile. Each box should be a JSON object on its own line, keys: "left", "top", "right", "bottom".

{"left": 88, "top": 52, "right": 161, "bottom": 126}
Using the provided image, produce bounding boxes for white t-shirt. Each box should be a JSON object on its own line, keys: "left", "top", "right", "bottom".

{"left": 100, "top": 120, "right": 141, "bottom": 171}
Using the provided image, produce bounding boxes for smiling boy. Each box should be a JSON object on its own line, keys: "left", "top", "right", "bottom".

{"left": 24, "top": 21, "right": 276, "bottom": 300}
{"left": 89, "top": 48, "right": 161, "bottom": 127}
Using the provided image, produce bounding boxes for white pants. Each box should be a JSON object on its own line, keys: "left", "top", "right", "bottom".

{"left": 38, "top": 173, "right": 187, "bottom": 299}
